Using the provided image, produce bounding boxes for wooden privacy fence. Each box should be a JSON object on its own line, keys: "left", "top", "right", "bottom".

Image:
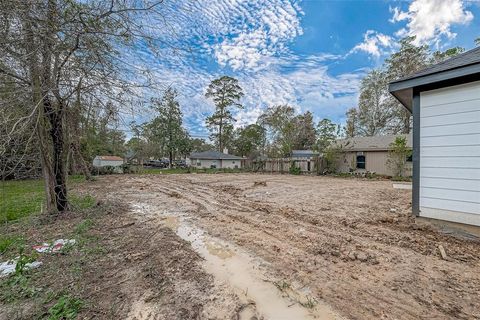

{"left": 242, "top": 157, "right": 325, "bottom": 174}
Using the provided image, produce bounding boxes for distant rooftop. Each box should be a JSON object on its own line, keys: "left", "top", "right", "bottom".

{"left": 291, "top": 150, "right": 319, "bottom": 157}
{"left": 95, "top": 155, "right": 124, "bottom": 161}
{"left": 189, "top": 151, "right": 243, "bottom": 160}
{"left": 336, "top": 134, "right": 412, "bottom": 152}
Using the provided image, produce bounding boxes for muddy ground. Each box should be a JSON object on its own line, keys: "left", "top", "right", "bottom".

{"left": 1, "top": 200, "right": 239, "bottom": 320}
{"left": 79, "top": 173, "right": 480, "bottom": 320}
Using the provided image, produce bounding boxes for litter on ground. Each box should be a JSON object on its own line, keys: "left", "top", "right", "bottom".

{"left": 33, "top": 239, "right": 76, "bottom": 253}
{"left": 0, "top": 258, "right": 42, "bottom": 277}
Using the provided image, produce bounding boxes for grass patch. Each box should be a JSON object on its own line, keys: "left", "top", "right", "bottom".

{"left": 47, "top": 294, "right": 83, "bottom": 320}
{"left": 0, "top": 176, "right": 92, "bottom": 222}
{"left": 0, "top": 235, "right": 24, "bottom": 255}
{"left": 0, "top": 273, "right": 39, "bottom": 303}
{"left": 0, "top": 179, "right": 44, "bottom": 222}
{"left": 74, "top": 219, "right": 94, "bottom": 235}
{"left": 70, "top": 194, "right": 96, "bottom": 210}
{"left": 0, "top": 249, "right": 41, "bottom": 303}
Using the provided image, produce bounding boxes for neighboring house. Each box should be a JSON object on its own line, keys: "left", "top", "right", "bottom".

{"left": 93, "top": 156, "right": 124, "bottom": 172}
{"left": 334, "top": 134, "right": 412, "bottom": 176}
{"left": 389, "top": 46, "right": 480, "bottom": 227}
{"left": 291, "top": 150, "right": 319, "bottom": 159}
{"left": 188, "top": 151, "right": 243, "bottom": 169}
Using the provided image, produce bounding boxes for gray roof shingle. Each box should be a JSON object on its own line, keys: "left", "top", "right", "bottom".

{"left": 189, "top": 151, "right": 243, "bottom": 160}
{"left": 291, "top": 150, "right": 319, "bottom": 157}
{"left": 391, "top": 46, "right": 480, "bottom": 83}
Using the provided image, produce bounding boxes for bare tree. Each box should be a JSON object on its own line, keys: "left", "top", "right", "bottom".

{"left": 0, "top": 0, "right": 174, "bottom": 213}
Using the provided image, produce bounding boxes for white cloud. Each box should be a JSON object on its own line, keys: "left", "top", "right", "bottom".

{"left": 350, "top": 30, "right": 395, "bottom": 57}
{"left": 196, "top": 0, "right": 304, "bottom": 71}
{"left": 119, "top": 0, "right": 365, "bottom": 136}
{"left": 390, "top": 0, "right": 474, "bottom": 45}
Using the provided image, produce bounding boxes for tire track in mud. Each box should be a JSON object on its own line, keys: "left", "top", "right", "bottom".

{"left": 147, "top": 179, "right": 433, "bottom": 319}
{"left": 158, "top": 175, "right": 480, "bottom": 320}
{"left": 92, "top": 175, "right": 480, "bottom": 320}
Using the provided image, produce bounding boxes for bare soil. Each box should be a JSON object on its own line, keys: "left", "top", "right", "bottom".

{"left": 83, "top": 173, "right": 480, "bottom": 320}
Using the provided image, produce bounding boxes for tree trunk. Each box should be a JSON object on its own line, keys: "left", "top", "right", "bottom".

{"left": 219, "top": 119, "right": 223, "bottom": 152}
{"left": 37, "top": 115, "right": 56, "bottom": 212}
{"left": 43, "top": 95, "right": 68, "bottom": 212}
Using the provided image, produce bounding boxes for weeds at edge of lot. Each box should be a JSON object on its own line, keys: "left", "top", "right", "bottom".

{"left": 46, "top": 294, "right": 84, "bottom": 320}
{"left": 0, "top": 194, "right": 113, "bottom": 319}
{"left": 0, "top": 235, "right": 25, "bottom": 255}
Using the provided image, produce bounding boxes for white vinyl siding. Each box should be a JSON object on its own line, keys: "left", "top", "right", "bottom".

{"left": 419, "top": 81, "right": 480, "bottom": 225}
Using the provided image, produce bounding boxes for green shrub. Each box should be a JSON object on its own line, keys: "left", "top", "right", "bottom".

{"left": 387, "top": 136, "right": 412, "bottom": 178}
{"left": 289, "top": 162, "right": 301, "bottom": 175}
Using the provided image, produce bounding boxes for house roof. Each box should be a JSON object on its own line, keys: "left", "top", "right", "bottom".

{"left": 95, "top": 155, "right": 124, "bottom": 161}
{"left": 335, "top": 134, "right": 412, "bottom": 152}
{"left": 389, "top": 47, "right": 480, "bottom": 111}
{"left": 189, "top": 151, "right": 243, "bottom": 160}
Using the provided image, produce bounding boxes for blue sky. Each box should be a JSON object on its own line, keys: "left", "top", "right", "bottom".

{"left": 125, "top": 0, "right": 480, "bottom": 139}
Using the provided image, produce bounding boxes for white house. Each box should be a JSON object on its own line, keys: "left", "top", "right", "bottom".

{"left": 93, "top": 156, "right": 124, "bottom": 168}
{"left": 389, "top": 46, "right": 480, "bottom": 227}
{"left": 188, "top": 151, "right": 243, "bottom": 169}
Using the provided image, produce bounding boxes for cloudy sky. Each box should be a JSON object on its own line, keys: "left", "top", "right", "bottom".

{"left": 127, "top": 0, "right": 480, "bottom": 139}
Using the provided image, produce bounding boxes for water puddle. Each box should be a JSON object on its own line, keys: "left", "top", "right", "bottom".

{"left": 161, "top": 215, "right": 342, "bottom": 320}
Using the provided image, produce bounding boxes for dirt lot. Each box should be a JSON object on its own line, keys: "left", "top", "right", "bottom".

{"left": 78, "top": 173, "right": 480, "bottom": 320}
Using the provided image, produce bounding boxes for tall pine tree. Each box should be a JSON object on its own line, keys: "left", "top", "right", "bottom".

{"left": 205, "top": 76, "right": 244, "bottom": 152}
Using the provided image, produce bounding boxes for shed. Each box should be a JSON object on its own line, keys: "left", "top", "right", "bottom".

{"left": 93, "top": 156, "right": 124, "bottom": 168}
{"left": 389, "top": 46, "right": 480, "bottom": 227}
{"left": 188, "top": 151, "right": 243, "bottom": 169}
{"left": 334, "top": 134, "right": 412, "bottom": 176}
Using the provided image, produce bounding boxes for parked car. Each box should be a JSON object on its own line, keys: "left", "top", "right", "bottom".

{"left": 144, "top": 159, "right": 169, "bottom": 168}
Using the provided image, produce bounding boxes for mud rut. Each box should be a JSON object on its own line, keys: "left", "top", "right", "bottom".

{"left": 88, "top": 174, "right": 480, "bottom": 320}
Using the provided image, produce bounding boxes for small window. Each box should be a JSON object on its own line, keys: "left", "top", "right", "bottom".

{"left": 356, "top": 155, "right": 366, "bottom": 169}
{"left": 196, "top": 160, "right": 201, "bottom": 166}
{"left": 232, "top": 161, "right": 235, "bottom": 164}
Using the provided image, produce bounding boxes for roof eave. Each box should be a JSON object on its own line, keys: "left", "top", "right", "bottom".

{"left": 389, "top": 64, "right": 480, "bottom": 110}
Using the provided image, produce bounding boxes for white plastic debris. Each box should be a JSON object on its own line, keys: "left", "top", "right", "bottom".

{"left": 0, "top": 258, "right": 42, "bottom": 277}
{"left": 33, "top": 239, "right": 76, "bottom": 253}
